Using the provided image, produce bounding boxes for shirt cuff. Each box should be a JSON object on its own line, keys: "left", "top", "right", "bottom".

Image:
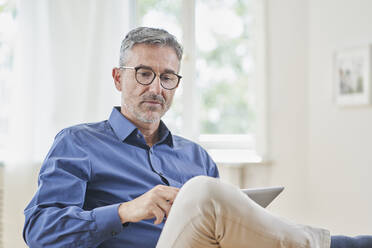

{"left": 93, "top": 203, "right": 124, "bottom": 239}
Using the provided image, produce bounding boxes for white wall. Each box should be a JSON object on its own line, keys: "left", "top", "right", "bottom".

{"left": 252, "top": 0, "right": 310, "bottom": 223}
{"left": 307, "top": 0, "right": 372, "bottom": 235}
{"left": 260, "top": 0, "right": 372, "bottom": 236}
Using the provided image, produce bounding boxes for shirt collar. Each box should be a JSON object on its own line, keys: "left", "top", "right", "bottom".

{"left": 108, "top": 106, "right": 174, "bottom": 147}
{"left": 158, "top": 119, "right": 174, "bottom": 147}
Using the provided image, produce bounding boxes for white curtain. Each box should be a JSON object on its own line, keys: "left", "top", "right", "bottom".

{"left": 4, "top": 1, "right": 132, "bottom": 246}
{"left": 8, "top": 0, "right": 132, "bottom": 164}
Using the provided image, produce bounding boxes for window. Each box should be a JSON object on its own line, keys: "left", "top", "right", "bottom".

{"left": 135, "top": 0, "right": 267, "bottom": 163}
{"left": 0, "top": 0, "right": 16, "bottom": 159}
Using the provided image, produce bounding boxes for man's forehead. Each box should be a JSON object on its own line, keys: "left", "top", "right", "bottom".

{"left": 127, "top": 43, "right": 180, "bottom": 71}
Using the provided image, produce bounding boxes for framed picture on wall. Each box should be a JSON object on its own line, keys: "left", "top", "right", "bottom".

{"left": 334, "top": 45, "right": 371, "bottom": 106}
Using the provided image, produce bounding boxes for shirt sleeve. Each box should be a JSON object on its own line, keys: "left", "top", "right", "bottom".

{"left": 206, "top": 154, "right": 219, "bottom": 178}
{"left": 23, "top": 129, "right": 124, "bottom": 248}
{"left": 200, "top": 146, "right": 220, "bottom": 178}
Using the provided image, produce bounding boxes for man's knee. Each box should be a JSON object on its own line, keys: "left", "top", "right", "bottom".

{"left": 178, "top": 176, "right": 223, "bottom": 205}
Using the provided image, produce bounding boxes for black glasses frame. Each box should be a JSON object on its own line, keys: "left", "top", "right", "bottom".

{"left": 119, "top": 66, "right": 182, "bottom": 90}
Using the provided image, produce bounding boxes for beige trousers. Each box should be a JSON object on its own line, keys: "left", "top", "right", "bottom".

{"left": 156, "top": 176, "right": 330, "bottom": 248}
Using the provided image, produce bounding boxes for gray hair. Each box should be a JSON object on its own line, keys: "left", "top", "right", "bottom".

{"left": 119, "top": 27, "right": 183, "bottom": 66}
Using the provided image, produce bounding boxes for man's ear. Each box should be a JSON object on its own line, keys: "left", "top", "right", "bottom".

{"left": 112, "top": 68, "right": 122, "bottom": 91}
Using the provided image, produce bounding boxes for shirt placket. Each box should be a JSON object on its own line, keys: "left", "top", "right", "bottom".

{"left": 147, "top": 146, "right": 170, "bottom": 186}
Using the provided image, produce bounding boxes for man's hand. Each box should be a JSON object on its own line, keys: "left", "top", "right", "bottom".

{"left": 118, "top": 185, "right": 179, "bottom": 225}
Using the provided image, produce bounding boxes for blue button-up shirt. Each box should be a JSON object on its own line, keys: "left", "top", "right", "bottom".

{"left": 23, "top": 107, "right": 219, "bottom": 248}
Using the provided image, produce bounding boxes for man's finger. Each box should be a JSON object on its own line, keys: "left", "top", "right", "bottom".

{"left": 156, "top": 199, "right": 172, "bottom": 218}
{"left": 152, "top": 206, "right": 165, "bottom": 225}
{"left": 156, "top": 186, "right": 179, "bottom": 202}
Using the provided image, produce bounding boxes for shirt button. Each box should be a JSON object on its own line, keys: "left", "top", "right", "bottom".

{"left": 136, "top": 134, "right": 141, "bottom": 138}
{"left": 111, "top": 231, "right": 117, "bottom": 236}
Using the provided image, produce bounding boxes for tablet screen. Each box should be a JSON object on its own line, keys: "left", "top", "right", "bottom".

{"left": 242, "top": 186, "right": 284, "bottom": 208}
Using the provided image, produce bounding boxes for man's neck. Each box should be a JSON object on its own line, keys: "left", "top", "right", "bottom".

{"left": 137, "top": 123, "right": 159, "bottom": 147}
{"left": 120, "top": 109, "right": 160, "bottom": 147}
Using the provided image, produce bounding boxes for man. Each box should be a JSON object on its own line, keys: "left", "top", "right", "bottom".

{"left": 23, "top": 27, "right": 371, "bottom": 248}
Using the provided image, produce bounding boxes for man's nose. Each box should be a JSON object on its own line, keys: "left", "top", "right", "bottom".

{"left": 148, "top": 75, "right": 162, "bottom": 94}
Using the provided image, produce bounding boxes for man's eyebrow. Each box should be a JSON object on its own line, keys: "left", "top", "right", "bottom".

{"left": 137, "top": 64, "right": 177, "bottom": 74}
{"left": 163, "top": 69, "right": 177, "bottom": 74}
{"left": 137, "top": 64, "right": 152, "bottom": 69}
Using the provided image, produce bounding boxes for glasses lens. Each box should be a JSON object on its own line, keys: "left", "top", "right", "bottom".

{"left": 136, "top": 68, "right": 155, "bottom": 85}
{"left": 160, "top": 73, "right": 179, "bottom": 89}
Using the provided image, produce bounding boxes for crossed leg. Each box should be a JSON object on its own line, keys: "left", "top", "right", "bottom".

{"left": 156, "top": 176, "right": 330, "bottom": 248}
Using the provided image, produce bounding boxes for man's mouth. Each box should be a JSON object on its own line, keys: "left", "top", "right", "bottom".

{"left": 142, "top": 101, "right": 162, "bottom": 106}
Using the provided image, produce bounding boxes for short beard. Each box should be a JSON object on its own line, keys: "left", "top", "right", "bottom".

{"left": 123, "top": 97, "right": 171, "bottom": 124}
{"left": 125, "top": 102, "right": 160, "bottom": 123}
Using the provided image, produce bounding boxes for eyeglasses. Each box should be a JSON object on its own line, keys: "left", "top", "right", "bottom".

{"left": 119, "top": 66, "right": 182, "bottom": 90}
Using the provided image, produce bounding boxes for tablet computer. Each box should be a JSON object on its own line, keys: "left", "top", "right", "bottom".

{"left": 242, "top": 186, "right": 284, "bottom": 208}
